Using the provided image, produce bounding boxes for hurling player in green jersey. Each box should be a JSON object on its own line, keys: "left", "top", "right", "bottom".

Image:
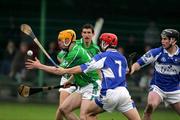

{"left": 25, "top": 29, "right": 100, "bottom": 120}
{"left": 76, "top": 24, "right": 100, "bottom": 57}
{"left": 55, "top": 24, "right": 101, "bottom": 120}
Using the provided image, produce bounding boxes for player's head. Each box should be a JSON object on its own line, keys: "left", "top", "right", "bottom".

{"left": 58, "top": 29, "right": 76, "bottom": 50}
{"left": 161, "top": 29, "right": 179, "bottom": 41}
{"left": 81, "top": 24, "right": 94, "bottom": 43}
{"left": 160, "top": 29, "right": 179, "bottom": 49}
{"left": 99, "top": 33, "right": 118, "bottom": 51}
{"left": 81, "top": 23, "right": 94, "bottom": 33}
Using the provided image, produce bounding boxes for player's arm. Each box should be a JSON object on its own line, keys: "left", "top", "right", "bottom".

{"left": 58, "top": 66, "right": 82, "bottom": 75}
{"left": 130, "top": 62, "right": 141, "bottom": 75}
{"left": 130, "top": 48, "right": 158, "bottom": 75}
{"left": 59, "top": 56, "right": 105, "bottom": 75}
{"left": 25, "top": 57, "right": 61, "bottom": 75}
{"left": 63, "top": 75, "right": 75, "bottom": 87}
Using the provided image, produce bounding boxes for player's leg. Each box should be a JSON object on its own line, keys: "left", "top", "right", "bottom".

{"left": 85, "top": 100, "right": 105, "bottom": 120}
{"left": 115, "top": 87, "right": 141, "bottom": 120}
{"left": 60, "top": 92, "right": 81, "bottom": 120}
{"left": 56, "top": 91, "right": 71, "bottom": 120}
{"left": 56, "top": 77, "right": 77, "bottom": 120}
{"left": 81, "top": 99, "right": 104, "bottom": 120}
{"left": 167, "top": 90, "right": 180, "bottom": 115}
{"left": 143, "top": 91, "right": 162, "bottom": 120}
{"left": 78, "top": 83, "right": 100, "bottom": 120}
{"left": 170, "top": 102, "right": 180, "bottom": 115}
{"left": 80, "top": 99, "right": 94, "bottom": 120}
{"left": 122, "top": 108, "right": 141, "bottom": 120}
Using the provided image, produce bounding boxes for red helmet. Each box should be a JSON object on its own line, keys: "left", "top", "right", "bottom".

{"left": 99, "top": 33, "right": 118, "bottom": 50}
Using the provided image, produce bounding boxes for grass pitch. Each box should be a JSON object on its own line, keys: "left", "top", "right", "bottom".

{"left": 0, "top": 102, "right": 179, "bottom": 120}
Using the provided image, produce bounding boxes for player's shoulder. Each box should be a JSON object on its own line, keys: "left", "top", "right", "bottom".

{"left": 101, "top": 50, "right": 121, "bottom": 57}
{"left": 57, "top": 50, "right": 67, "bottom": 59}
{"left": 75, "top": 38, "right": 83, "bottom": 45}
{"left": 72, "top": 43, "right": 85, "bottom": 51}
{"left": 150, "top": 46, "right": 163, "bottom": 55}
{"left": 100, "top": 50, "right": 127, "bottom": 62}
{"left": 68, "top": 44, "right": 88, "bottom": 59}
{"left": 92, "top": 43, "right": 100, "bottom": 50}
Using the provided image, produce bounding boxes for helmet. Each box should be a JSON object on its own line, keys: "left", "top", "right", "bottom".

{"left": 99, "top": 33, "right": 118, "bottom": 50}
{"left": 58, "top": 29, "right": 76, "bottom": 46}
{"left": 161, "top": 29, "right": 179, "bottom": 41}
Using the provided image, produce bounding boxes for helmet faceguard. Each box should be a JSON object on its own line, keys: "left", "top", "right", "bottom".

{"left": 58, "top": 29, "right": 76, "bottom": 47}
{"left": 99, "top": 33, "right": 118, "bottom": 51}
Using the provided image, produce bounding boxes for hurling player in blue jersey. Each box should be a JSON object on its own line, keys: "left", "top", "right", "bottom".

{"left": 130, "top": 29, "right": 180, "bottom": 120}
{"left": 56, "top": 33, "right": 141, "bottom": 120}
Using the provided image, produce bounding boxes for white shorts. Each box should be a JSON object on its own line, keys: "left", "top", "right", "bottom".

{"left": 75, "top": 82, "right": 100, "bottom": 100}
{"left": 150, "top": 85, "right": 180, "bottom": 106}
{"left": 95, "top": 87, "right": 135, "bottom": 113}
{"left": 59, "top": 76, "right": 76, "bottom": 93}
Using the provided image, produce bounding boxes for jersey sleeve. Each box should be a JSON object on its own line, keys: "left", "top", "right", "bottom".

{"left": 57, "top": 50, "right": 66, "bottom": 59}
{"left": 75, "top": 38, "right": 83, "bottom": 45}
{"left": 137, "top": 47, "right": 162, "bottom": 67}
{"left": 80, "top": 54, "right": 105, "bottom": 73}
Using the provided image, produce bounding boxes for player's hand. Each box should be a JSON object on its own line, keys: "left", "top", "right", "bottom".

{"left": 25, "top": 57, "right": 41, "bottom": 69}
{"left": 57, "top": 67, "right": 67, "bottom": 75}
{"left": 130, "top": 63, "right": 140, "bottom": 75}
{"left": 130, "top": 66, "right": 135, "bottom": 75}
{"left": 63, "top": 81, "right": 72, "bottom": 88}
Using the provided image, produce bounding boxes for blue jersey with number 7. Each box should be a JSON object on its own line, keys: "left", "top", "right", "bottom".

{"left": 80, "top": 49, "right": 128, "bottom": 95}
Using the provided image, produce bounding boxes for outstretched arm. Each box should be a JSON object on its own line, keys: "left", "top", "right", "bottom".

{"left": 59, "top": 66, "right": 82, "bottom": 75}
{"left": 25, "top": 57, "right": 61, "bottom": 75}
{"left": 60, "top": 57, "right": 105, "bottom": 75}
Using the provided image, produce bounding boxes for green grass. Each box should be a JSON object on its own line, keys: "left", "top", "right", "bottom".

{"left": 0, "top": 102, "right": 179, "bottom": 120}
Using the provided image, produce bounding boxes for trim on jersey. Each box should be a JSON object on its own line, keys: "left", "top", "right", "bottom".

{"left": 163, "top": 45, "right": 179, "bottom": 57}
{"left": 80, "top": 38, "right": 83, "bottom": 44}
{"left": 139, "top": 51, "right": 161, "bottom": 68}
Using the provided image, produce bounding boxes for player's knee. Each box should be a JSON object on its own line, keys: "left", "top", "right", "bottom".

{"left": 88, "top": 112, "right": 96, "bottom": 116}
{"left": 57, "top": 107, "right": 62, "bottom": 114}
{"left": 145, "top": 103, "right": 154, "bottom": 114}
{"left": 59, "top": 106, "right": 69, "bottom": 115}
{"left": 148, "top": 101, "right": 159, "bottom": 108}
{"left": 86, "top": 112, "right": 97, "bottom": 120}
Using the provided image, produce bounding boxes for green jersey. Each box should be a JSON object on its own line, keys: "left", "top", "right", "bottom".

{"left": 76, "top": 38, "right": 100, "bottom": 57}
{"left": 58, "top": 38, "right": 100, "bottom": 61}
{"left": 59, "top": 44, "right": 99, "bottom": 87}
{"left": 57, "top": 50, "right": 67, "bottom": 59}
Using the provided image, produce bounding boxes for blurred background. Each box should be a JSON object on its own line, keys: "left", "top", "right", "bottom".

{"left": 0, "top": 0, "right": 180, "bottom": 119}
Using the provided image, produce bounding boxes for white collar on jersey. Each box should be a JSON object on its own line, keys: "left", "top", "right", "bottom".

{"left": 106, "top": 48, "right": 118, "bottom": 52}
{"left": 163, "top": 45, "right": 179, "bottom": 57}
{"left": 80, "top": 38, "right": 83, "bottom": 44}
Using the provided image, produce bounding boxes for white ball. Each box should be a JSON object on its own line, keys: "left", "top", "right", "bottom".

{"left": 27, "top": 50, "right": 33, "bottom": 56}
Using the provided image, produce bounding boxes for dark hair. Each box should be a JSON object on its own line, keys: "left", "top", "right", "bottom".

{"left": 81, "top": 23, "right": 94, "bottom": 33}
{"left": 161, "top": 29, "right": 179, "bottom": 41}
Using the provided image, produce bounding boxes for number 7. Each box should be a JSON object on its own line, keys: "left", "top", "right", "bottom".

{"left": 115, "top": 60, "right": 122, "bottom": 77}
